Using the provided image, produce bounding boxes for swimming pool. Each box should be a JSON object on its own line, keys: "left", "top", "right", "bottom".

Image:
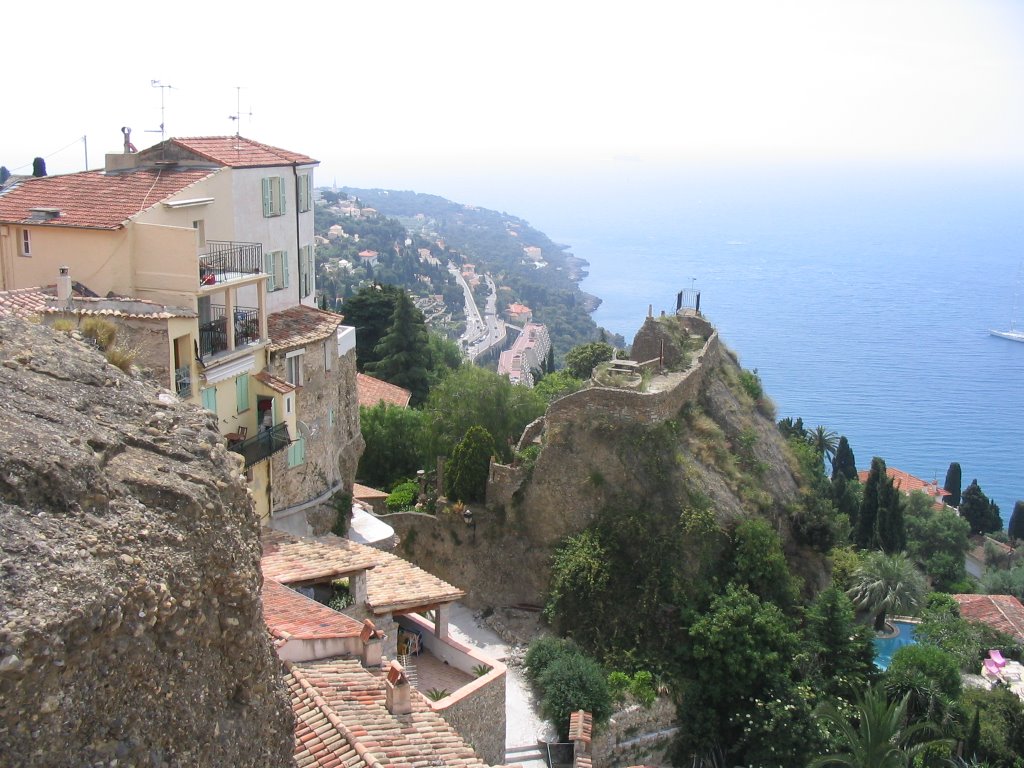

{"left": 873, "top": 620, "right": 918, "bottom": 670}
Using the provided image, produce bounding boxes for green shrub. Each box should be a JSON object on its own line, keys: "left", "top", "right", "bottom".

{"left": 538, "top": 652, "right": 612, "bottom": 740}
{"left": 331, "top": 493, "right": 352, "bottom": 537}
{"left": 607, "top": 671, "right": 631, "bottom": 703}
{"left": 524, "top": 636, "right": 576, "bottom": 685}
{"left": 328, "top": 580, "right": 352, "bottom": 612}
{"left": 80, "top": 317, "right": 118, "bottom": 351}
{"left": 472, "top": 663, "right": 491, "bottom": 678}
{"left": 386, "top": 481, "right": 418, "bottom": 512}
{"left": 629, "top": 670, "right": 657, "bottom": 708}
{"left": 426, "top": 688, "right": 449, "bottom": 701}
{"left": 738, "top": 368, "right": 763, "bottom": 401}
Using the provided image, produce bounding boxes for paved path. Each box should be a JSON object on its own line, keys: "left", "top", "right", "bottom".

{"left": 446, "top": 603, "right": 554, "bottom": 766}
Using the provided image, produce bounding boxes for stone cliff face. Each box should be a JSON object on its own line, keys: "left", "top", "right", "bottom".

{"left": 390, "top": 314, "right": 827, "bottom": 608}
{"left": 0, "top": 318, "right": 293, "bottom": 766}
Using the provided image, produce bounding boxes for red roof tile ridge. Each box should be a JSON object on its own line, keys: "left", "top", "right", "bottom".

{"left": 287, "top": 661, "right": 388, "bottom": 768}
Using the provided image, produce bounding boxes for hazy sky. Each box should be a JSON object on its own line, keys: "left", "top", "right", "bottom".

{"left": 6, "top": 0, "right": 1024, "bottom": 195}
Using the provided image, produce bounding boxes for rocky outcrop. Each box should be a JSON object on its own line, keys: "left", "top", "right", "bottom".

{"left": 0, "top": 318, "right": 293, "bottom": 767}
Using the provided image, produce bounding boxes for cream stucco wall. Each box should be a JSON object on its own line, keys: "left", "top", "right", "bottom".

{"left": 0, "top": 224, "right": 130, "bottom": 295}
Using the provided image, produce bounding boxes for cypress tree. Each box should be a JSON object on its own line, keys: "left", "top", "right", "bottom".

{"left": 0, "top": 166, "right": 9, "bottom": 184}
{"left": 31, "top": 157, "right": 46, "bottom": 177}
{"left": 961, "top": 479, "right": 1001, "bottom": 536}
{"left": 546, "top": 344, "right": 555, "bottom": 373}
{"left": 856, "top": 457, "right": 886, "bottom": 549}
{"left": 831, "top": 435, "right": 857, "bottom": 482}
{"left": 943, "top": 462, "right": 962, "bottom": 507}
{"left": 876, "top": 475, "right": 906, "bottom": 554}
{"left": 1009, "top": 501, "right": 1024, "bottom": 543}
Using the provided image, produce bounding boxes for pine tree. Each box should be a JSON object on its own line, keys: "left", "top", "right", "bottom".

{"left": 1009, "top": 501, "right": 1024, "bottom": 543}
{"left": 831, "top": 435, "right": 857, "bottom": 482}
{"left": 943, "top": 462, "right": 962, "bottom": 507}
{"left": 961, "top": 479, "right": 1002, "bottom": 536}
{"left": 366, "top": 290, "right": 431, "bottom": 405}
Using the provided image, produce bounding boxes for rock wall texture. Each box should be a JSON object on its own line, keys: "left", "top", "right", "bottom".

{"left": 0, "top": 318, "right": 293, "bottom": 767}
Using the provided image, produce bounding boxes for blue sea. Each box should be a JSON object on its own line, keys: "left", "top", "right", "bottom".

{"left": 456, "top": 160, "right": 1024, "bottom": 518}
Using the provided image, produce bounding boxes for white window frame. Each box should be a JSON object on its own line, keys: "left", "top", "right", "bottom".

{"left": 19, "top": 229, "right": 31, "bottom": 257}
{"left": 286, "top": 349, "right": 304, "bottom": 387}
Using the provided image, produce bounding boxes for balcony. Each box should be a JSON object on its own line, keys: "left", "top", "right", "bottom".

{"left": 199, "top": 240, "right": 263, "bottom": 287}
{"left": 228, "top": 423, "right": 291, "bottom": 469}
{"left": 198, "top": 305, "right": 261, "bottom": 358}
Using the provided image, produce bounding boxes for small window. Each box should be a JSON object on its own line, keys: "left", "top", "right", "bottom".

{"left": 287, "top": 436, "right": 306, "bottom": 468}
{"left": 236, "top": 373, "right": 250, "bottom": 413}
{"left": 201, "top": 386, "right": 217, "bottom": 414}
{"left": 19, "top": 229, "right": 31, "bottom": 257}
{"left": 286, "top": 351, "right": 304, "bottom": 387}
{"left": 261, "top": 176, "right": 286, "bottom": 217}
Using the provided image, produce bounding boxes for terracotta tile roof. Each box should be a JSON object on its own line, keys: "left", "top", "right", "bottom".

{"left": 352, "top": 483, "right": 389, "bottom": 501}
{"left": 0, "top": 168, "right": 215, "bottom": 229}
{"left": 262, "top": 578, "right": 364, "bottom": 643}
{"left": 0, "top": 287, "right": 51, "bottom": 318}
{"left": 857, "top": 467, "right": 948, "bottom": 498}
{"left": 367, "top": 552, "right": 465, "bottom": 614}
{"left": 356, "top": 373, "right": 411, "bottom": 409}
{"left": 254, "top": 370, "right": 297, "bottom": 395}
{"left": 261, "top": 529, "right": 465, "bottom": 613}
{"left": 262, "top": 529, "right": 381, "bottom": 586}
{"left": 286, "top": 657, "right": 500, "bottom": 767}
{"left": 569, "top": 710, "right": 593, "bottom": 743}
{"left": 268, "top": 305, "right": 343, "bottom": 353}
{"left": 953, "top": 594, "right": 1024, "bottom": 642}
{"left": 0, "top": 288, "right": 193, "bottom": 320}
{"left": 164, "top": 136, "right": 317, "bottom": 168}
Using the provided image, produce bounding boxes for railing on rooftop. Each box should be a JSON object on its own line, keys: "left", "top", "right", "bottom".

{"left": 199, "top": 240, "right": 263, "bottom": 286}
{"left": 228, "top": 423, "right": 291, "bottom": 469}
{"left": 198, "top": 305, "right": 260, "bottom": 358}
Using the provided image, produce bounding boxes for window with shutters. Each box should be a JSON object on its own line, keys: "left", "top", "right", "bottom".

{"left": 298, "top": 174, "right": 312, "bottom": 212}
{"left": 19, "top": 229, "right": 31, "bottom": 257}
{"left": 201, "top": 387, "right": 217, "bottom": 414}
{"left": 236, "top": 373, "right": 250, "bottom": 413}
{"left": 261, "top": 176, "right": 287, "bottom": 217}
{"left": 263, "top": 250, "right": 289, "bottom": 292}
{"left": 287, "top": 436, "right": 306, "bottom": 468}
{"left": 298, "top": 244, "right": 314, "bottom": 299}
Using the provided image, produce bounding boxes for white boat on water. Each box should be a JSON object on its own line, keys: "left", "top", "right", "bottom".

{"left": 990, "top": 328, "right": 1024, "bottom": 342}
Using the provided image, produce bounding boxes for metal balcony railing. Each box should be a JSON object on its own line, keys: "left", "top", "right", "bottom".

{"left": 199, "top": 240, "right": 263, "bottom": 286}
{"left": 228, "top": 423, "right": 292, "bottom": 469}
{"left": 198, "top": 305, "right": 260, "bottom": 358}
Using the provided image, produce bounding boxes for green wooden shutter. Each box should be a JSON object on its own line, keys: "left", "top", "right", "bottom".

{"left": 264, "top": 251, "right": 275, "bottom": 291}
{"left": 201, "top": 387, "right": 217, "bottom": 413}
{"left": 236, "top": 373, "right": 250, "bottom": 413}
{"left": 283, "top": 249, "right": 290, "bottom": 288}
{"left": 278, "top": 177, "right": 286, "bottom": 215}
{"left": 262, "top": 178, "right": 272, "bottom": 217}
{"left": 305, "top": 174, "right": 312, "bottom": 211}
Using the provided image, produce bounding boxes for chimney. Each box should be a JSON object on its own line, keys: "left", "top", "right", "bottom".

{"left": 57, "top": 266, "right": 72, "bottom": 307}
{"left": 384, "top": 660, "right": 412, "bottom": 715}
{"left": 359, "top": 619, "right": 383, "bottom": 668}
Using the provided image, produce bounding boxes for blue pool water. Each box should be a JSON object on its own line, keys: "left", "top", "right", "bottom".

{"left": 874, "top": 621, "right": 918, "bottom": 670}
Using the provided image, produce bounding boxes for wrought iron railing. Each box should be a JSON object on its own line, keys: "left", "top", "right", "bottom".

{"left": 199, "top": 240, "right": 263, "bottom": 286}
{"left": 228, "top": 423, "right": 291, "bottom": 469}
{"left": 197, "top": 305, "right": 260, "bottom": 358}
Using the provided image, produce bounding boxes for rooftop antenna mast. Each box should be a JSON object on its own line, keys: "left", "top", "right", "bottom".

{"left": 229, "top": 86, "right": 253, "bottom": 138}
{"left": 146, "top": 80, "right": 174, "bottom": 142}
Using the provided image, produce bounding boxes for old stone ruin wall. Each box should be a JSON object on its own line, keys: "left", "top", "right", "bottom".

{"left": 487, "top": 314, "right": 720, "bottom": 510}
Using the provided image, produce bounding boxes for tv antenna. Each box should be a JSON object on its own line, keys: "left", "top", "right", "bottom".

{"left": 229, "top": 86, "right": 253, "bottom": 137}
{"left": 146, "top": 80, "right": 174, "bottom": 142}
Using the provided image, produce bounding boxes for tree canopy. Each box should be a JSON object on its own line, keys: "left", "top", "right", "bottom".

{"left": 563, "top": 341, "right": 613, "bottom": 379}
{"left": 960, "top": 479, "right": 1002, "bottom": 536}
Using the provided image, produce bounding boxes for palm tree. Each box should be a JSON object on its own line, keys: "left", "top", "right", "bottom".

{"left": 808, "top": 425, "right": 840, "bottom": 461}
{"left": 809, "top": 684, "right": 953, "bottom": 767}
{"left": 846, "top": 551, "right": 928, "bottom": 632}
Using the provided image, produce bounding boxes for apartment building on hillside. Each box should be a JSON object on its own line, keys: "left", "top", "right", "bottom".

{"left": 0, "top": 135, "right": 360, "bottom": 530}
